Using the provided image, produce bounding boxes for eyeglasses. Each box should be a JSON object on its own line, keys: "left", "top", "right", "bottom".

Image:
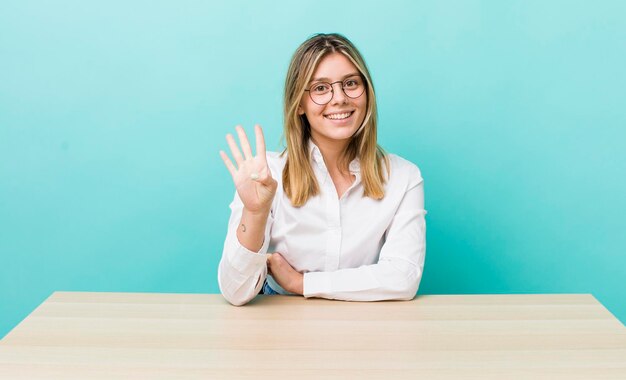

{"left": 304, "top": 76, "right": 366, "bottom": 105}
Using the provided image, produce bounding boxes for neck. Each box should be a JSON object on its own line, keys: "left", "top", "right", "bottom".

{"left": 311, "top": 136, "right": 351, "bottom": 175}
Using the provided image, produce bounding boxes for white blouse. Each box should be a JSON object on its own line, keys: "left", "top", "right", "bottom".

{"left": 218, "top": 141, "right": 427, "bottom": 306}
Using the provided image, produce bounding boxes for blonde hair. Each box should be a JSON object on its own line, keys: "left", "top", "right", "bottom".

{"left": 281, "top": 33, "right": 389, "bottom": 207}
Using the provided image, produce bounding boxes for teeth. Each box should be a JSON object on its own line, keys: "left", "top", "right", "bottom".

{"left": 325, "top": 112, "right": 352, "bottom": 120}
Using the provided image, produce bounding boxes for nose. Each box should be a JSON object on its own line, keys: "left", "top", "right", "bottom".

{"left": 330, "top": 82, "right": 348, "bottom": 105}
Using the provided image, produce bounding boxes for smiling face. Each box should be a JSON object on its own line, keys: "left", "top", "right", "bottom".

{"left": 298, "top": 52, "right": 367, "bottom": 150}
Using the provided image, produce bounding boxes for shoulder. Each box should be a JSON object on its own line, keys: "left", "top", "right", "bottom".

{"left": 385, "top": 153, "right": 424, "bottom": 189}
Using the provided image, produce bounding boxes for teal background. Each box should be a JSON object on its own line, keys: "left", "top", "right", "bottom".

{"left": 1, "top": 0, "right": 625, "bottom": 338}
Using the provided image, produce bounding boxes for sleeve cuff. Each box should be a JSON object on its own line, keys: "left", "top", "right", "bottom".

{"left": 225, "top": 239, "right": 269, "bottom": 278}
{"left": 303, "top": 271, "right": 333, "bottom": 298}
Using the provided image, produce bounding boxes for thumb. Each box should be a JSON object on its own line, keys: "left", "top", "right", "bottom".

{"left": 253, "top": 171, "right": 276, "bottom": 187}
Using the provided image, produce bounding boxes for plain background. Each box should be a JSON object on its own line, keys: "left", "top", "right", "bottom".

{"left": 1, "top": 0, "right": 625, "bottom": 338}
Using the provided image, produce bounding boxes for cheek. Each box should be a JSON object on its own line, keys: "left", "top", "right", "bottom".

{"left": 299, "top": 102, "right": 313, "bottom": 117}
{"left": 303, "top": 104, "right": 325, "bottom": 118}
{"left": 356, "top": 97, "right": 368, "bottom": 116}
{"left": 358, "top": 94, "right": 368, "bottom": 110}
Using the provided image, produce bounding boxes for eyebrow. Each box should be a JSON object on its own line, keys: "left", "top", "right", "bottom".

{"left": 309, "top": 72, "right": 361, "bottom": 84}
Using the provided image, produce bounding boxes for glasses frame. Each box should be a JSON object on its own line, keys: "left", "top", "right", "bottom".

{"left": 304, "top": 76, "right": 366, "bottom": 105}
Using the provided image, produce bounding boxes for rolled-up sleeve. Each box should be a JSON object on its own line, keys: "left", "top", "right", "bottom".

{"left": 303, "top": 165, "right": 426, "bottom": 301}
{"left": 218, "top": 192, "right": 273, "bottom": 306}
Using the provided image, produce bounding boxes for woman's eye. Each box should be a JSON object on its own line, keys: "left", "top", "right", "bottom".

{"left": 313, "top": 84, "right": 329, "bottom": 92}
{"left": 345, "top": 79, "right": 359, "bottom": 88}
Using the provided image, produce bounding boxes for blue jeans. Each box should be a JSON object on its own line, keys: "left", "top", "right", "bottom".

{"left": 261, "top": 279, "right": 280, "bottom": 295}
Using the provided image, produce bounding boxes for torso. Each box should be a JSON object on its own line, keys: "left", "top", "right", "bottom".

{"left": 260, "top": 151, "right": 425, "bottom": 295}
{"left": 263, "top": 150, "right": 424, "bottom": 280}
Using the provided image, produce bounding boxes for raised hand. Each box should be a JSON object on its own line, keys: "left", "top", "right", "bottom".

{"left": 220, "top": 125, "right": 277, "bottom": 214}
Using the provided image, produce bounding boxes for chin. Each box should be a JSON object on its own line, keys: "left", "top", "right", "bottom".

{"left": 324, "top": 126, "right": 358, "bottom": 138}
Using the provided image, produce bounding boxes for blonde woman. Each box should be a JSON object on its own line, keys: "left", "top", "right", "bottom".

{"left": 218, "top": 33, "right": 426, "bottom": 306}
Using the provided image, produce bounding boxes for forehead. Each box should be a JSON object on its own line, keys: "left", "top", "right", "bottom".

{"left": 311, "top": 52, "right": 359, "bottom": 80}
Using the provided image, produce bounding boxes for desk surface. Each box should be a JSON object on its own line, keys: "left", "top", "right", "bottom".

{"left": 1, "top": 292, "right": 625, "bottom": 379}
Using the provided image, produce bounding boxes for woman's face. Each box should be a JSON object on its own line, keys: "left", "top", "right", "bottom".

{"left": 298, "top": 52, "right": 367, "bottom": 148}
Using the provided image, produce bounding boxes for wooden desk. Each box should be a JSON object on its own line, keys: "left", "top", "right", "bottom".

{"left": 1, "top": 292, "right": 625, "bottom": 379}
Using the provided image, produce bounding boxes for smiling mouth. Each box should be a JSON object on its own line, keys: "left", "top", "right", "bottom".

{"left": 324, "top": 111, "right": 354, "bottom": 120}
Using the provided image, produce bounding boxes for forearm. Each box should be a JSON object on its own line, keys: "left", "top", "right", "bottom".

{"left": 218, "top": 205, "right": 271, "bottom": 306}
{"left": 236, "top": 207, "right": 270, "bottom": 252}
{"left": 303, "top": 259, "right": 422, "bottom": 301}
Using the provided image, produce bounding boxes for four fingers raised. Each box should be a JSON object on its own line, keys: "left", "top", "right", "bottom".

{"left": 220, "top": 124, "right": 269, "bottom": 177}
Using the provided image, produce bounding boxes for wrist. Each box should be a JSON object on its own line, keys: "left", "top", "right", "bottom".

{"left": 243, "top": 205, "right": 271, "bottom": 216}
{"left": 242, "top": 207, "right": 270, "bottom": 219}
{"left": 292, "top": 273, "right": 304, "bottom": 296}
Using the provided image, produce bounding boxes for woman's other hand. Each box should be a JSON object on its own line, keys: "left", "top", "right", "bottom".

{"left": 267, "top": 253, "right": 304, "bottom": 295}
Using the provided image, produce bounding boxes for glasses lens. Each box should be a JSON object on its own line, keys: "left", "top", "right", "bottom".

{"left": 310, "top": 82, "right": 332, "bottom": 104}
{"left": 343, "top": 77, "right": 365, "bottom": 99}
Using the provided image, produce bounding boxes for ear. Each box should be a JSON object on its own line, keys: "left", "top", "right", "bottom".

{"left": 297, "top": 105, "right": 304, "bottom": 115}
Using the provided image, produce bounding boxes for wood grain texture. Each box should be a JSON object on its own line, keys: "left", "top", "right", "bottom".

{"left": 1, "top": 292, "right": 625, "bottom": 379}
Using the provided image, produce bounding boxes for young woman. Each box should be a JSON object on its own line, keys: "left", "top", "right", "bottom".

{"left": 218, "top": 33, "right": 426, "bottom": 306}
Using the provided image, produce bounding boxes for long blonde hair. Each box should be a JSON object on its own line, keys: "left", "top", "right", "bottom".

{"left": 282, "top": 33, "right": 389, "bottom": 207}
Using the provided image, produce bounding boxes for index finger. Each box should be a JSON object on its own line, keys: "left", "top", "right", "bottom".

{"left": 255, "top": 124, "right": 267, "bottom": 161}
